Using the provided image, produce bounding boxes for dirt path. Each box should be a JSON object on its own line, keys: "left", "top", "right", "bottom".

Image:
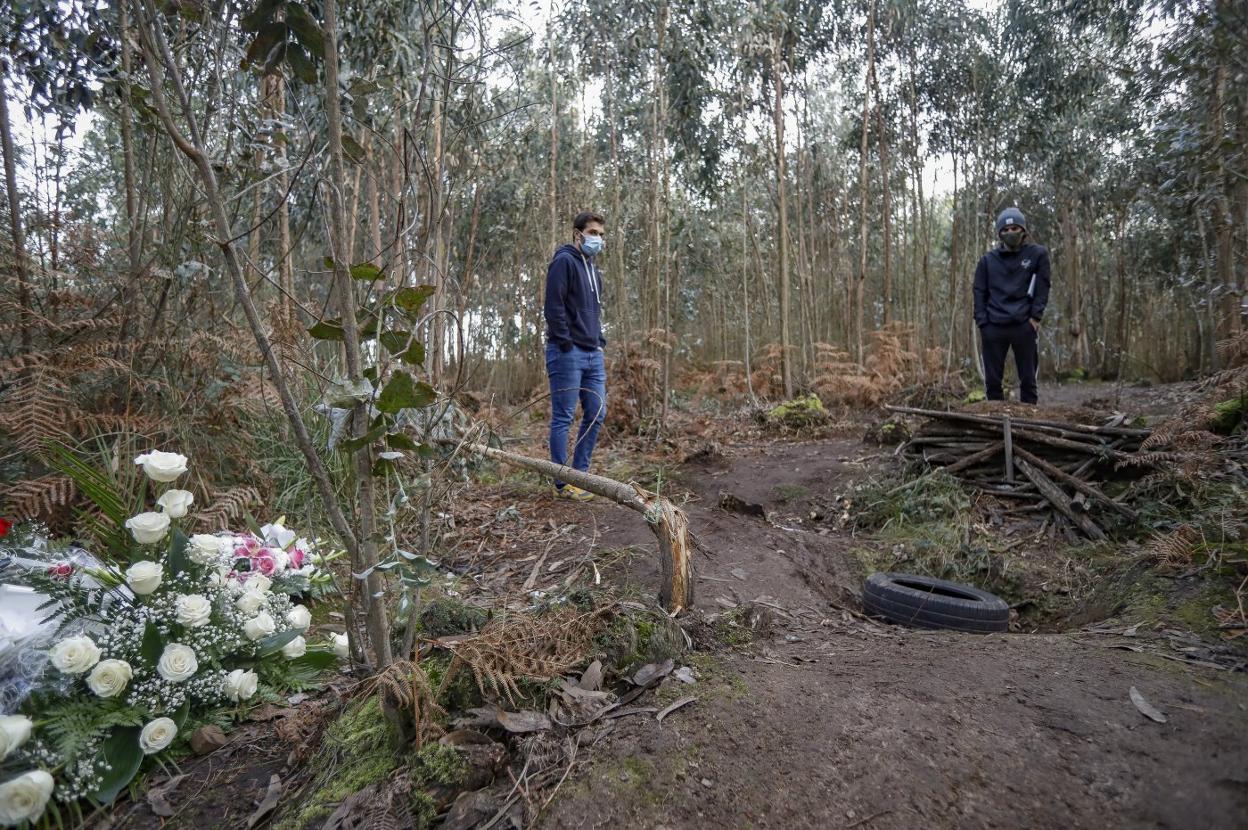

{"left": 540, "top": 417, "right": 1248, "bottom": 829}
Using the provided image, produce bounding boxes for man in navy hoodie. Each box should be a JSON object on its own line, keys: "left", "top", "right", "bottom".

{"left": 973, "top": 208, "right": 1051, "bottom": 404}
{"left": 544, "top": 211, "right": 608, "bottom": 500}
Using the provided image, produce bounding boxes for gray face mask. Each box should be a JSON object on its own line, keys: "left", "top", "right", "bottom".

{"left": 1001, "top": 230, "right": 1024, "bottom": 249}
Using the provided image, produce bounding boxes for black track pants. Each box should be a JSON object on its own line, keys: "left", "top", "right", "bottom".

{"left": 980, "top": 320, "right": 1038, "bottom": 404}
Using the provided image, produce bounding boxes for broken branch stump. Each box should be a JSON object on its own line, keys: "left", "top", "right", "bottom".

{"left": 462, "top": 442, "right": 694, "bottom": 613}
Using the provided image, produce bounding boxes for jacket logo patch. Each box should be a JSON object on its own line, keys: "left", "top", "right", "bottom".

{"left": 1021, "top": 259, "right": 1031, "bottom": 268}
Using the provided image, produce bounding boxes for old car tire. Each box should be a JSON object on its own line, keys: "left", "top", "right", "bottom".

{"left": 862, "top": 572, "right": 1009, "bottom": 633}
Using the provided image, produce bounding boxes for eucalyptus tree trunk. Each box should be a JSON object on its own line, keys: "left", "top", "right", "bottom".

{"left": 117, "top": 3, "right": 143, "bottom": 350}
{"left": 0, "top": 64, "right": 31, "bottom": 353}
{"left": 854, "top": 0, "right": 876, "bottom": 365}
{"left": 772, "top": 35, "right": 794, "bottom": 398}
{"left": 547, "top": 0, "right": 559, "bottom": 255}
{"left": 322, "top": 0, "right": 392, "bottom": 667}
{"left": 271, "top": 73, "right": 295, "bottom": 323}
{"left": 871, "top": 47, "right": 892, "bottom": 329}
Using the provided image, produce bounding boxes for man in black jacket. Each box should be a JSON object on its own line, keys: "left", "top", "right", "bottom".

{"left": 973, "top": 208, "right": 1051, "bottom": 404}
{"left": 543, "top": 211, "right": 607, "bottom": 501}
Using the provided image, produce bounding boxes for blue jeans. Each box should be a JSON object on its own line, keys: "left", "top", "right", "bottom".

{"left": 546, "top": 344, "right": 607, "bottom": 487}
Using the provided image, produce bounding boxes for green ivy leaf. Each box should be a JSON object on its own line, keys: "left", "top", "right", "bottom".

{"left": 377, "top": 372, "right": 436, "bottom": 414}
{"left": 350, "top": 262, "right": 383, "bottom": 281}
{"left": 390, "top": 285, "right": 437, "bottom": 316}
{"left": 308, "top": 319, "right": 345, "bottom": 340}
{"left": 91, "top": 726, "right": 143, "bottom": 804}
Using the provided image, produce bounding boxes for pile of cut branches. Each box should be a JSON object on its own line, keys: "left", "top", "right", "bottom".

{"left": 886, "top": 404, "right": 1153, "bottom": 540}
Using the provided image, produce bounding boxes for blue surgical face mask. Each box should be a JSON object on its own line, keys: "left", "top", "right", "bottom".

{"left": 580, "top": 233, "right": 604, "bottom": 257}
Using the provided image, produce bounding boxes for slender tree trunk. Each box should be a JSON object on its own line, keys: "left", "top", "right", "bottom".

{"left": 872, "top": 48, "right": 892, "bottom": 329}
{"left": 0, "top": 64, "right": 31, "bottom": 352}
{"left": 118, "top": 2, "right": 143, "bottom": 346}
{"left": 741, "top": 174, "right": 756, "bottom": 402}
{"left": 855, "top": 1, "right": 876, "bottom": 364}
{"left": 547, "top": 0, "right": 559, "bottom": 255}
{"left": 773, "top": 35, "right": 794, "bottom": 397}
{"left": 272, "top": 74, "right": 295, "bottom": 323}
{"left": 322, "top": 0, "right": 392, "bottom": 668}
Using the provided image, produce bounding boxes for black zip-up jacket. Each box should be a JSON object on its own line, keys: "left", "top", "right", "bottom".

{"left": 973, "top": 242, "right": 1051, "bottom": 328}
{"left": 544, "top": 243, "right": 605, "bottom": 352}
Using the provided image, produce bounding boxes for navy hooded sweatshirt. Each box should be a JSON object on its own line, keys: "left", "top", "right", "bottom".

{"left": 544, "top": 243, "right": 605, "bottom": 352}
{"left": 973, "top": 242, "right": 1051, "bottom": 328}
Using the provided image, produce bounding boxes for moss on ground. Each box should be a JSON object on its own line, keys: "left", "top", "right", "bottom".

{"left": 597, "top": 608, "right": 686, "bottom": 675}
{"left": 277, "top": 696, "right": 399, "bottom": 829}
{"left": 409, "top": 742, "right": 469, "bottom": 788}
{"left": 420, "top": 596, "right": 490, "bottom": 637}
{"left": 766, "top": 394, "right": 828, "bottom": 428}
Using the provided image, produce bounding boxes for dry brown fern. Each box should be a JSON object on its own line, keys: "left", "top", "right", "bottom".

{"left": 191, "top": 486, "right": 262, "bottom": 531}
{"left": 1, "top": 474, "right": 77, "bottom": 522}
{"left": 0, "top": 378, "right": 78, "bottom": 453}
{"left": 440, "top": 606, "right": 609, "bottom": 705}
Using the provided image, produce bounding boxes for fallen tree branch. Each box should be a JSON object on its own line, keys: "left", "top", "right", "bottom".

{"left": 1015, "top": 457, "right": 1106, "bottom": 540}
{"left": 461, "top": 442, "right": 694, "bottom": 613}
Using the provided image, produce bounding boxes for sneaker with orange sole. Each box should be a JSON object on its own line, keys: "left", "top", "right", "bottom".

{"left": 553, "top": 484, "right": 594, "bottom": 502}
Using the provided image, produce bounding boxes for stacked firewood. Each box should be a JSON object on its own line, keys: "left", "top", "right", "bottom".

{"left": 886, "top": 405, "right": 1152, "bottom": 539}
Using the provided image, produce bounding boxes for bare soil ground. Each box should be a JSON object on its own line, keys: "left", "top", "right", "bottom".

{"left": 537, "top": 381, "right": 1248, "bottom": 830}
{"left": 101, "top": 381, "right": 1248, "bottom": 829}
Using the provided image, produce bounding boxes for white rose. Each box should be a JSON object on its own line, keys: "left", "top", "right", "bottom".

{"left": 243, "top": 574, "right": 272, "bottom": 593}
{"left": 188, "top": 534, "right": 222, "bottom": 565}
{"left": 331, "top": 632, "right": 349, "bottom": 659}
{"left": 86, "top": 659, "right": 133, "bottom": 698}
{"left": 175, "top": 594, "right": 213, "bottom": 628}
{"left": 48, "top": 635, "right": 100, "bottom": 674}
{"left": 287, "top": 605, "right": 311, "bottom": 631}
{"left": 155, "top": 489, "right": 194, "bottom": 519}
{"left": 0, "top": 716, "right": 33, "bottom": 760}
{"left": 125, "top": 560, "right": 164, "bottom": 594}
{"left": 156, "top": 644, "right": 198, "bottom": 682}
{"left": 0, "top": 770, "right": 54, "bottom": 826}
{"left": 281, "top": 636, "right": 307, "bottom": 659}
{"left": 133, "top": 450, "right": 188, "bottom": 482}
{"left": 243, "top": 612, "right": 276, "bottom": 641}
{"left": 223, "top": 668, "right": 258, "bottom": 702}
{"left": 234, "top": 590, "right": 266, "bottom": 616}
{"left": 139, "top": 718, "right": 177, "bottom": 755}
{"left": 125, "top": 512, "right": 171, "bottom": 546}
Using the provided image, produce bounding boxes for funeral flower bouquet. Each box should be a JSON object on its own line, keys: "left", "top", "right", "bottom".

{"left": 0, "top": 451, "right": 340, "bottom": 827}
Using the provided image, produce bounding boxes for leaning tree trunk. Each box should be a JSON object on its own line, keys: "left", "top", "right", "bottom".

{"left": 462, "top": 443, "right": 694, "bottom": 613}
